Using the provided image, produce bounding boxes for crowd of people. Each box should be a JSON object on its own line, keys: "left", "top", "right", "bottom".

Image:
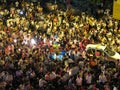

{"left": 0, "top": 1, "right": 120, "bottom": 90}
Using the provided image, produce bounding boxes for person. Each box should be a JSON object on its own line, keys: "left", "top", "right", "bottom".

{"left": 85, "top": 72, "right": 92, "bottom": 87}
{"left": 98, "top": 73, "right": 107, "bottom": 85}
{"left": 0, "top": 0, "right": 120, "bottom": 90}
{"left": 68, "top": 76, "right": 76, "bottom": 90}
{"left": 76, "top": 74, "right": 82, "bottom": 90}
{"left": 66, "top": 0, "right": 70, "bottom": 10}
{"left": 39, "top": 77, "right": 47, "bottom": 90}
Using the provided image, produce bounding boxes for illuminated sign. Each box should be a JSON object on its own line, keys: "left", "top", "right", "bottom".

{"left": 113, "top": 0, "right": 120, "bottom": 20}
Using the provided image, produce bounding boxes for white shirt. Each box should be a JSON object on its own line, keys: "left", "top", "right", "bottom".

{"left": 113, "top": 86, "right": 118, "bottom": 90}
{"left": 86, "top": 74, "right": 92, "bottom": 84}
{"left": 49, "top": 72, "right": 56, "bottom": 80}
{"left": 76, "top": 77, "right": 82, "bottom": 86}
{"left": 39, "top": 79, "right": 46, "bottom": 87}
{"left": 99, "top": 74, "right": 107, "bottom": 83}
